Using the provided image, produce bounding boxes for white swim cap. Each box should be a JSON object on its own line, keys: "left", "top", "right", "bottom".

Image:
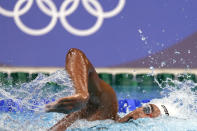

{"left": 156, "top": 104, "right": 169, "bottom": 116}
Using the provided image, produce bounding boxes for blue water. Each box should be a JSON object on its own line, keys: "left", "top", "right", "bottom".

{"left": 0, "top": 70, "right": 197, "bottom": 131}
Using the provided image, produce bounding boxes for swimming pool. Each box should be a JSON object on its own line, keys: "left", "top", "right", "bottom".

{"left": 0, "top": 70, "right": 197, "bottom": 131}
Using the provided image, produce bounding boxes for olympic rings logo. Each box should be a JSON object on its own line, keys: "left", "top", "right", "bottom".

{"left": 0, "top": 0, "right": 126, "bottom": 36}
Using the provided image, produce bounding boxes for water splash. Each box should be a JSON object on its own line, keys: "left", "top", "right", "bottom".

{"left": 0, "top": 70, "right": 75, "bottom": 131}
{"left": 138, "top": 29, "right": 148, "bottom": 44}
{"left": 0, "top": 71, "right": 197, "bottom": 130}
{"left": 151, "top": 79, "right": 197, "bottom": 119}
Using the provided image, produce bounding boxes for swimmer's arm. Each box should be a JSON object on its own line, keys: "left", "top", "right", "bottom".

{"left": 65, "top": 48, "right": 91, "bottom": 100}
{"left": 116, "top": 112, "right": 136, "bottom": 122}
{"left": 46, "top": 48, "right": 92, "bottom": 113}
{"left": 49, "top": 111, "right": 83, "bottom": 131}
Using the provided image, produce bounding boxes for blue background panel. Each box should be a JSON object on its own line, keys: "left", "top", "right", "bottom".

{"left": 0, "top": 0, "right": 197, "bottom": 67}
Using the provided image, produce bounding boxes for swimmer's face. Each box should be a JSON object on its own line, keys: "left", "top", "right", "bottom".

{"left": 129, "top": 104, "right": 161, "bottom": 120}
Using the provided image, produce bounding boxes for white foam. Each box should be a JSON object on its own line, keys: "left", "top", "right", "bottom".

{"left": 151, "top": 80, "right": 197, "bottom": 119}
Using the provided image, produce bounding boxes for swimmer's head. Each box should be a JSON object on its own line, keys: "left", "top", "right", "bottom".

{"left": 127, "top": 104, "right": 161, "bottom": 120}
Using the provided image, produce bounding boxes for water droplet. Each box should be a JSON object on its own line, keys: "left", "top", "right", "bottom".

{"left": 148, "top": 50, "right": 152, "bottom": 54}
{"left": 173, "top": 59, "right": 176, "bottom": 64}
{"left": 138, "top": 29, "right": 142, "bottom": 34}
{"left": 161, "top": 61, "right": 166, "bottom": 67}
{"left": 150, "top": 66, "right": 154, "bottom": 70}
{"left": 175, "top": 51, "right": 180, "bottom": 55}
{"left": 141, "top": 36, "right": 146, "bottom": 41}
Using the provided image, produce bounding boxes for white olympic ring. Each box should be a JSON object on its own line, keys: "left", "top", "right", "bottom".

{"left": 0, "top": 0, "right": 126, "bottom": 36}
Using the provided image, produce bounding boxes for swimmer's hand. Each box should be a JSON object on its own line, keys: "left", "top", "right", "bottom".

{"left": 45, "top": 94, "right": 89, "bottom": 114}
{"left": 117, "top": 108, "right": 148, "bottom": 122}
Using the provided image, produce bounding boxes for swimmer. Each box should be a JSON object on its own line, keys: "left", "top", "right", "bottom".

{"left": 45, "top": 48, "right": 164, "bottom": 131}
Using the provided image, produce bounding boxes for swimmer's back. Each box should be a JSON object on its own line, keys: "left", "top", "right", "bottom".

{"left": 83, "top": 76, "right": 118, "bottom": 121}
{"left": 98, "top": 79, "right": 118, "bottom": 119}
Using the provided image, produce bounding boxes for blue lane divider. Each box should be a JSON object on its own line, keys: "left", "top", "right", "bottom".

{"left": 118, "top": 99, "right": 128, "bottom": 113}
{"left": 118, "top": 99, "right": 151, "bottom": 113}
{"left": 0, "top": 98, "right": 150, "bottom": 113}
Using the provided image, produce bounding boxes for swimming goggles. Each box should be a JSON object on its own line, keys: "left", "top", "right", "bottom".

{"left": 143, "top": 104, "right": 153, "bottom": 115}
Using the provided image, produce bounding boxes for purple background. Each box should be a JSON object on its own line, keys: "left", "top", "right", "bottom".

{"left": 0, "top": 0, "right": 197, "bottom": 67}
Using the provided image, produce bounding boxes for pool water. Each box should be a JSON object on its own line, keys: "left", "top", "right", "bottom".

{"left": 0, "top": 70, "right": 197, "bottom": 131}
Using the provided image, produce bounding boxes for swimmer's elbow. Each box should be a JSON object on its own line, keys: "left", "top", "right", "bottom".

{"left": 79, "top": 94, "right": 89, "bottom": 109}
{"left": 76, "top": 93, "right": 89, "bottom": 102}
{"left": 81, "top": 94, "right": 89, "bottom": 101}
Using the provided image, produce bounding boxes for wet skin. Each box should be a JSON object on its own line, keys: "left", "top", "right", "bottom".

{"left": 45, "top": 48, "right": 161, "bottom": 131}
